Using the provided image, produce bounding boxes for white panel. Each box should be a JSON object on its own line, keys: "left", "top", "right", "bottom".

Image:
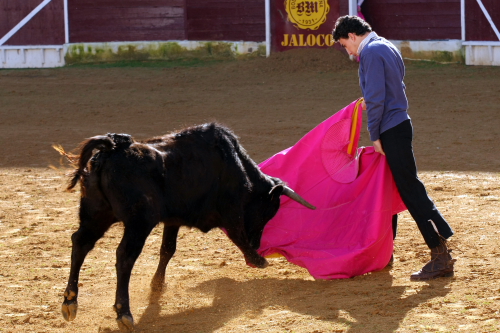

{"left": 463, "top": 42, "right": 500, "bottom": 66}
{"left": 470, "top": 45, "right": 497, "bottom": 65}
{"left": 0, "top": 47, "right": 64, "bottom": 68}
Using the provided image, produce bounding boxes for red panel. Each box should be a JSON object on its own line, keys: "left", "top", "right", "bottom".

{"left": 368, "top": 0, "right": 458, "bottom": 2}
{"left": 188, "top": 9, "right": 263, "bottom": 20}
{"left": 186, "top": 0, "right": 265, "bottom": 41}
{"left": 73, "top": 7, "right": 184, "bottom": 21}
{"left": 187, "top": 19, "right": 265, "bottom": 30}
{"left": 69, "top": 0, "right": 186, "bottom": 43}
{"left": 360, "top": 0, "right": 461, "bottom": 40}
{"left": 271, "top": 0, "right": 342, "bottom": 53}
{"left": 71, "top": 30, "right": 185, "bottom": 43}
{"left": 465, "top": 0, "right": 500, "bottom": 41}
{"left": 339, "top": 0, "right": 348, "bottom": 16}
{"left": 0, "top": 1, "right": 39, "bottom": 37}
{"left": 0, "top": 0, "right": 64, "bottom": 45}
{"left": 190, "top": 31, "right": 265, "bottom": 41}
{"left": 72, "top": 0, "right": 184, "bottom": 6}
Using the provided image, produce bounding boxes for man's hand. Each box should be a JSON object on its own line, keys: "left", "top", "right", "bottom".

{"left": 373, "top": 139, "right": 385, "bottom": 155}
{"left": 363, "top": 99, "right": 384, "bottom": 155}
{"left": 362, "top": 99, "right": 384, "bottom": 155}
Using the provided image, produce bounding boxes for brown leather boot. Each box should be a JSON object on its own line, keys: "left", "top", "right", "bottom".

{"left": 410, "top": 239, "right": 456, "bottom": 281}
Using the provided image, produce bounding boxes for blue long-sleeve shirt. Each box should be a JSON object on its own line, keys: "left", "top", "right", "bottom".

{"left": 359, "top": 37, "right": 410, "bottom": 141}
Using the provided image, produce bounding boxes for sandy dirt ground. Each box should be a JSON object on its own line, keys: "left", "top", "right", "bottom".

{"left": 0, "top": 49, "right": 499, "bottom": 333}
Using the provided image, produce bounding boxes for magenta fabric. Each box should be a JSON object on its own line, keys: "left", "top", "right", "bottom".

{"left": 357, "top": 6, "right": 366, "bottom": 21}
{"left": 257, "top": 99, "right": 406, "bottom": 279}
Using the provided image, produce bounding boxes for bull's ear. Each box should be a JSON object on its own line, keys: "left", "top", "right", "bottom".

{"left": 269, "top": 185, "right": 284, "bottom": 200}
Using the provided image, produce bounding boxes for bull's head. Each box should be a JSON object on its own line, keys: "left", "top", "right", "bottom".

{"left": 245, "top": 178, "right": 315, "bottom": 250}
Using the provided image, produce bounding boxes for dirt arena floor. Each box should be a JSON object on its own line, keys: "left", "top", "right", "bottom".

{"left": 1, "top": 49, "right": 499, "bottom": 333}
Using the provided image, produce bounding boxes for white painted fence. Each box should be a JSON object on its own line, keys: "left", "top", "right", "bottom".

{"left": 463, "top": 41, "right": 500, "bottom": 66}
{"left": 461, "top": 0, "right": 500, "bottom": 66}
{"left": 0, "top": 46, "right": 64, "bottom": 68}
{"left": 0, "top": 0, "right": 65, "bottom": 68}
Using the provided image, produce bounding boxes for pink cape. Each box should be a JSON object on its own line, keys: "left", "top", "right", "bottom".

{"left": 257, "top": 99, "right": 406, "bottom": 279}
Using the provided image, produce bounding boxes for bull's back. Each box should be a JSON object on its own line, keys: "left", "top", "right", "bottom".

{"left": 94, "top": 143, "right": 166, "bottom": 222}
{"left": 159, "top": 136, "right": 230, "bottom": 224}
{"left": 83, "top": 124, "right": 251, "bottom": 229}
{"left": 156, "top": 124, "right": 251, "bottom": 226}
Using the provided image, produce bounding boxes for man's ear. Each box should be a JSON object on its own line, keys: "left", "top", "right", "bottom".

{"left": 348, "top": 32, "right": 356, "bottom": 41}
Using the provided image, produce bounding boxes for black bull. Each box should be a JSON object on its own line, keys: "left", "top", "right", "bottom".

{"left": 59, "top": 123, "right": 315, "bottom": 331}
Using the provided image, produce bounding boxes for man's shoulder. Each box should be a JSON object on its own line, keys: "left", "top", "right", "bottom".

{"left": 365, "top": 38, "right": 394, "bottom": 52}
{"left": 363, "top": 38, "right": 400, "bottom": 58}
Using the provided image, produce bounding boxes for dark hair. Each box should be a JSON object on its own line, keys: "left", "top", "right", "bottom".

{"left": 332, "top": 15, "right": 372, "bottom": 42}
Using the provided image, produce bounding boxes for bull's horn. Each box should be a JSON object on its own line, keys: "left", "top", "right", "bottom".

{"left": 282, "top": 186, "right": 316, "bottom": 210}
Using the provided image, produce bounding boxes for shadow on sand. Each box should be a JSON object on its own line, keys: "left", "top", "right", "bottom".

{"left": 102, "top": 268, "right": 452, "bottom": 332}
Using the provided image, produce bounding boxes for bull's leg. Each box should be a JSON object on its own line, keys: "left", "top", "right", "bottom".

{"left": 62, "top": 219, "right": 113, "bottom": 322}
{"left": 114, "top": 223, "right": 155, "bottom": 331}
{"left": 151, "top": 225, "right": 179, "bottom": 291}
{"left": 225, "top": 226, "right": 268, "bottom": 268}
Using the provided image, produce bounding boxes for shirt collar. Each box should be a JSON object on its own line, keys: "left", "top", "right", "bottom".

{"left": 357, "top": 31, "right": 378, "bottom": 55}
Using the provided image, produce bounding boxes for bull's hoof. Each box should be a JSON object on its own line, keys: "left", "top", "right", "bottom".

{"left": 117, "top": 314, "right": 134, "bottom": 331}
{"left": 246, "top": 253, "right": 269, "bottom": 268}
{"left": 61, "top": 300, "right": 78, "bottom": 321}
{"left": 150, "top": 275, "right": 165, "bottom": 292}
{"left": 258, "top": 259, "right": 269, "bottom": 268}
{"left": 252, "top": 256, "right": 269, "bottom": 269}
{"left": 151, "top": 282, "right": 164, "bottom": 293}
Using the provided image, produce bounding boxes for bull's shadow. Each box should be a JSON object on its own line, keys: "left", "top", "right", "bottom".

{"left": 103, "top": 268, "right": 451, "bottom": 333}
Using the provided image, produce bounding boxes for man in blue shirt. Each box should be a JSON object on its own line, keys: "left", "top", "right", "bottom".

{"left": 332, "top": 15, "right": 456, "bottom": 280}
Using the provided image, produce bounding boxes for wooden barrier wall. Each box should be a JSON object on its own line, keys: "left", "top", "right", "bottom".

{"left": 186, "top": 0, "right": 265, "bottom": 41}
{"left": 361, "top": 0, "right": 461, "bottom": 40}
{"left": 68, "top": 0, "right": 265, "bottom": 43}
{"left": 0, "top": 0, "right": 64, "bottom": 45}
{"left": 68, "top": 0, "right": 186, "bottom": 42}
{"left": 465, "top": 0, "right": 500, "bottom": 41}
{"left": 3, "top": 0, "right": 496, "bottom": 47}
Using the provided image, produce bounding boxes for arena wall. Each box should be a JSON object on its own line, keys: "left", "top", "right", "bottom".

{"left": 0, "top": 0, "right": 64, "bottom": 45}
{"left": 1, "top": 0, "right": 499, "bottom": 68}
{"left": 68, "top": 0, "right": 186, "bottom": 43}
{"left": 360, "top": 0, "right": 462, "bottom": 40}
{"left": 186, "top": 0, "right": 265, "bottom": 42}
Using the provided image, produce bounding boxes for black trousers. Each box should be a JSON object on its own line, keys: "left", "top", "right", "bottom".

{"left": 380, "top": 120, "right": 454, "bottom": 249}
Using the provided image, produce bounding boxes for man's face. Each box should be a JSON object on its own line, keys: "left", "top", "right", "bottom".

{"left": 339, "top": 33, "right": 360, "bottom": 57}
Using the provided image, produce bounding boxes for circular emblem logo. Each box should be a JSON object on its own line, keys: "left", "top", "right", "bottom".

{"left": 284, "top": 0, "right": 330, "bottom": 30}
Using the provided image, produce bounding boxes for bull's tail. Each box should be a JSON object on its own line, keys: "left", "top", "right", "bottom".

{"left": 54, "top": 135, "right": 116, "bottom": 191}
{"left": 71, "top": 135, "right": 116, "bottom": 190}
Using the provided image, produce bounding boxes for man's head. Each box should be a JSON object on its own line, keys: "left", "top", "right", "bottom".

{"left": 332, "top": 15, "right": 372, "bottom": 57}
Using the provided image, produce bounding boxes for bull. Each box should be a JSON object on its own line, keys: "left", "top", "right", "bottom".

{"left": 58, "top": 123, "right": 315, "bottom": 331}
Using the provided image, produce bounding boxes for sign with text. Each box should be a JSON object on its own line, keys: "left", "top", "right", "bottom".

{"left": 271, "top": 0, "right": 341, "bottom": 52}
